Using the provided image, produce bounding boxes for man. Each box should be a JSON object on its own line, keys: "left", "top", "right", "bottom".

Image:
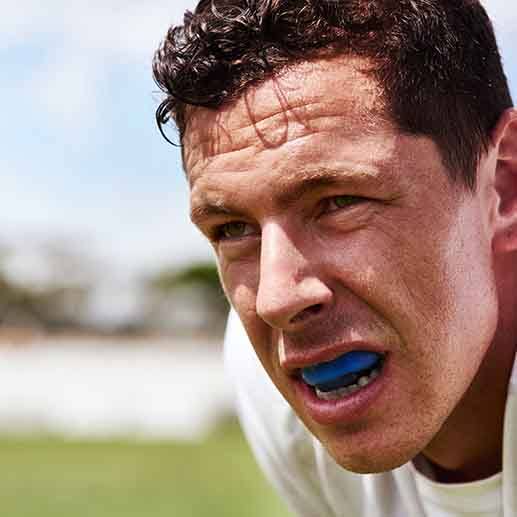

{"left": 153, "top": 1, "right": 517, "bottom": 515}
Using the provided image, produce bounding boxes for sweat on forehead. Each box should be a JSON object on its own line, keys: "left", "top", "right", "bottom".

{"left": 183, "top": 57, "right": 390, "bottom": 178}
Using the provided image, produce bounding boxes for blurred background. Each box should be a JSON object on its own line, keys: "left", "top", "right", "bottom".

{"left": 0, "top": 1, "right": 515, "bottom": 516}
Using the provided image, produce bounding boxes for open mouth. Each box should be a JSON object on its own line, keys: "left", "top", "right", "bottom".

{"left": 300, "top": 351, "right": 386, "bottom": 401}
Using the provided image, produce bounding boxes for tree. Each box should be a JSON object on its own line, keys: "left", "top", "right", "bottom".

{"left": 146, "top": 262, "right": 229, "bottom": 336}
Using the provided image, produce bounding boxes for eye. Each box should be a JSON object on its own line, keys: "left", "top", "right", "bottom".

{"left": 215, "top": 221, "right": 255, "bottom": 240}
{"left": 326, "top": 195, "right": 365, "bottom": 212}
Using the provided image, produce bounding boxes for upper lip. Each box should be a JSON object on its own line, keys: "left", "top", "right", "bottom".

{"left": 280, "top": 340, "right": 387, "bottom": 378}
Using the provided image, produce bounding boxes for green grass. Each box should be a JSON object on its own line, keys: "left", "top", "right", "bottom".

{"left": 0, "top": 421, "right": 292, "bottom": 517}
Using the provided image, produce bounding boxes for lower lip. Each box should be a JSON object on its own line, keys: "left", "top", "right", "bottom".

{"left": 292, "top": 356, "right": 391, "bottom": 426}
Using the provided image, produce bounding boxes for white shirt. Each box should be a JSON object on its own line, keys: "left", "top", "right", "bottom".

{"left": 413, "top": 466, "right": 502, "bottom": 516}
{"left": 224, "top": 310, "right": 517, "bottom": 516}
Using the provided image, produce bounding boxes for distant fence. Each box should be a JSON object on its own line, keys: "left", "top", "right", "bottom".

{"left": 0, "top": 339, "right": 234, "bottom": 441}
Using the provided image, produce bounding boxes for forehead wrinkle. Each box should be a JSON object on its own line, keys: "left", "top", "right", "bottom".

{"left": 184, "top": 55, "right": 390, "bottom": 171}
{"left": 185, "top": 103, "right": 387, "bottom": 173}
{"left": 187, "top": 121, "right": 355, "bottom": 186}
{"left": 190, "top": 136, "right": 398, "bottom": 203}
{"left": 185, "top": 100, "right": 338, "bottom": 158}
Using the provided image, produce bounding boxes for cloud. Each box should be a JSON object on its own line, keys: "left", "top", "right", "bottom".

{"left": 0, "top": 3, "right": 210, "bottom": 276}
{"left": 3, "top": 1, "right": 198, "bottom": 132}
{"left": 1, "top": 1, "right": 197, "bottom": 58}
{"left": 484, "top": 0, "right": 517, "bottom": 29}
{"left": 28, "top": 51, "right": 100, "bottom": 128}
{"left": 0, "top": 159, "right": 211, "bottom": 277}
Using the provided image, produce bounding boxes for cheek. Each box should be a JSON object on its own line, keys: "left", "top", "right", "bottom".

{"left": 437, "top": 202, "right": 499, "bottom": 367}
{"left": 319, "top": 219, "right": 449, "bottom": 333}
{"left": 219, "top": 255, "right": 259, "bottom": 303}
{"left": 321, "top": 201, "right": 497, "bottom": 365}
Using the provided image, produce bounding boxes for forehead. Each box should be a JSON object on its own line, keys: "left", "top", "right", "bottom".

{"left": 183, "top": 56, "right": 391, "bottom": 185}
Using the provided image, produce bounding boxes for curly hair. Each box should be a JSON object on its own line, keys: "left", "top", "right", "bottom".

{"left": 152, "top": 0, "right": 513, "bottom": 189}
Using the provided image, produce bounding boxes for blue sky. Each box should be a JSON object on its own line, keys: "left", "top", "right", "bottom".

{"left": 1, "top": 1, "right": 516, "bottom": 282}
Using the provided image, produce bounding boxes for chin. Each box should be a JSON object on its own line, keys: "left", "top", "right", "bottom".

{"left": 329, "top": 448, "right": 417, "bottom": 474}
{"left": 322, "top": 433, "right": 426, "bottom": 474}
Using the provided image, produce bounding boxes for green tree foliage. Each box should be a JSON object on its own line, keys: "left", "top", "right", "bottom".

{"left": 0, "top": 267, "right": 89, "bottom": 331}
{"left": 150, "top": 262, "right": 225, "bottom": 296}
{"left": 147, "top": 262, "right": 230, "bottom": 334}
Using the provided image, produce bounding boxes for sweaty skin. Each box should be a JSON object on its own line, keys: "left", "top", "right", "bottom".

{"left": 185, "top": 57, "right": 517, "bottom": 481}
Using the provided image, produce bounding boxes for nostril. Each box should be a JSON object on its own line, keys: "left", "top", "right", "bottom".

{"left": 290, "top": 303, "right": 324, "bottom": 324}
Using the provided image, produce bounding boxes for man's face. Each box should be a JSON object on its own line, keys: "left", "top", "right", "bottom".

{"left": 185, "top": 57, "right": 499, "bottom": 473}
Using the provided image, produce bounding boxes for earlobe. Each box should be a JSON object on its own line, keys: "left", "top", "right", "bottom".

{"left": 491, "top": 108, "right": 517, "bottom": 254}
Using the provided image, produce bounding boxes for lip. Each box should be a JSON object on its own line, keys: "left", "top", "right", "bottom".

{"left": 281, "top": 340, "right": 388, "bottom": 376}
{"left": 291, "top": 353, "right": 391, "bottom": 426}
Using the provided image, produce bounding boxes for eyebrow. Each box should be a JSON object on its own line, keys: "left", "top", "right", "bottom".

{"left": 278, "top": 165, "right": 385, "bottom": 206}
{"left": 190, "top": 166, "right": 383, "bottom": 225}
{"left": 190, "top": 202, "right": 247, "bottom": 225}
{"left": 275, "top": 170, "right": 352, "bottom": 207}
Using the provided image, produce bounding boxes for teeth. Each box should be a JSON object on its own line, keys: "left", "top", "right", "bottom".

{"left": 314, "top": 367, "right": 380, "bottom": 401}
{"left": 348, "top": 383, "right": 360, "bottom": 394}
{"left": 358, "top": 375, "right": 369, "bottom": 387}
{"left": 315, "top": 386, "right": 350, "bottom": 401}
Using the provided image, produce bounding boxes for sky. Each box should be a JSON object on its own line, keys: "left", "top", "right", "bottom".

{"left": 1, "top": 1, "right": 517, "bottom": 285}
{"left": 1, "top": 0, "right": 207, "bottom": 284}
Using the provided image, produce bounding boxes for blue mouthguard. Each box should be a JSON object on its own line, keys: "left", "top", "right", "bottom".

{"left": 301, "top": 351, "right": 381, "bottom": 387}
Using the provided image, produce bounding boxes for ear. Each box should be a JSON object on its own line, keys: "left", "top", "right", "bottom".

{"left": 491, "top": 108, "right": 517, "bottom": 254}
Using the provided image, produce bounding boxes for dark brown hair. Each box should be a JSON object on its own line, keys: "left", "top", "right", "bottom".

{"left": 153, "top": 0, "right": 513, "bottom": 189}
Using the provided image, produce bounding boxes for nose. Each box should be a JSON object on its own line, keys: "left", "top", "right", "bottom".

{"left": 256, "top": 223, "right": 333, "bottom": 329}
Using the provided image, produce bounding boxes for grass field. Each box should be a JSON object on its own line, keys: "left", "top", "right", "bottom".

{"left": 0, "top": 421, "right": 292, "bottom": 517}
